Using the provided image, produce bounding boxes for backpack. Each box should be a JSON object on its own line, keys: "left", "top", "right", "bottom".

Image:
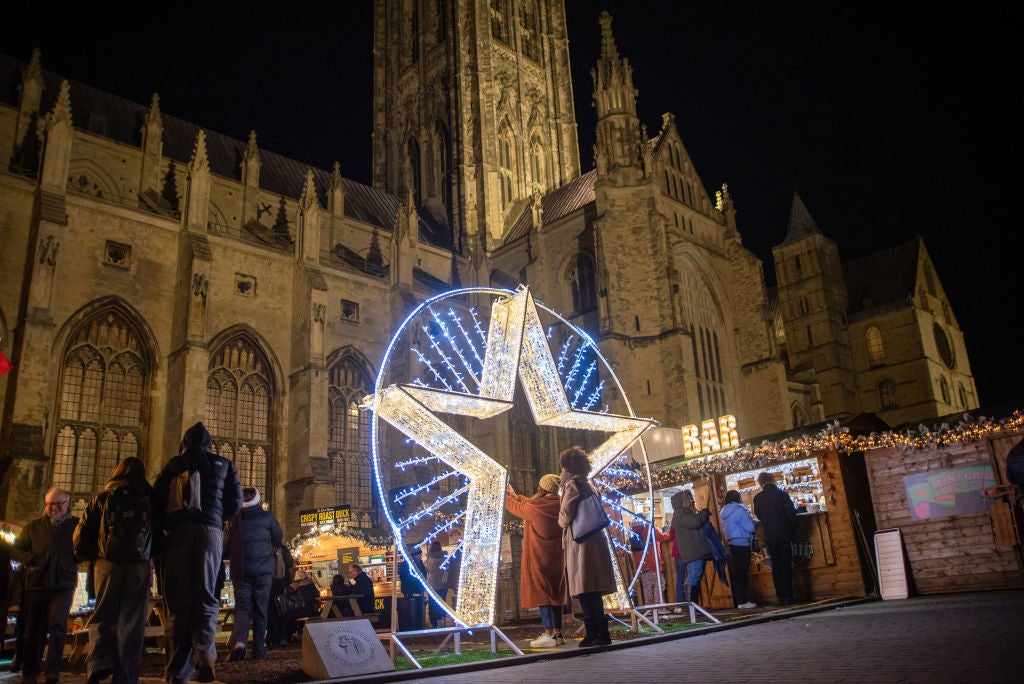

{"left": 165, "top": 456, "right": 203, "bottom": 527}
{"left": 101, "top": 485, "right": 153, "bottom": 562}
{"left": 630, "top": 528, "right": 646, "bottom": 552}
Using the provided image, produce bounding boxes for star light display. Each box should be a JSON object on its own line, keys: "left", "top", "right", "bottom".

{"left": 363, "top": 286, "right": 658, "bottom": 627}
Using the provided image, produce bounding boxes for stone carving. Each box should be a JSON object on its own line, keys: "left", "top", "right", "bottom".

{"left": 313, "top": 302, "right": 327, "bottom": 324}
{"left": 192, "top": 273, "right": 209, "bottom": 299}
{"left": 38, "top": 235, "right": 59, "bottom": 265}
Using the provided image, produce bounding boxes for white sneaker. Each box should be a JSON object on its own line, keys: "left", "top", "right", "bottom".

{"left": 672, "top": 607, "right": 683, "bottom": 614}
{"left": 738, "top": 602, "right": 757, "bottom": 609}
{"left": 529, "top": 633, "right": 559, "bottom": 648}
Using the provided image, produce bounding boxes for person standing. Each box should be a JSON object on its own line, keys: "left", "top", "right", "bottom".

{"left": 152, "top": 422, "right": 242, "bottom": 684}
{"left": 558, "top": 446, "right": 615, "bottom": 648}
{"left": 225, "top": 486, "right": 282, "bottom": 662}
{"left": 422, "top": 541, "right": 448, "bottom": 628}
{"left": 753, "top": 471, "right": 798, "bottom": 605}
{"left": 10, "top": 487, "right": 79, "bottom": 684}
{"left": 720, "top": 489, "right": 758, "bottom": 609}
{"left": 73, "top": 457, "right": 154, "bottom": 684}
{"left": 630, "top": 519, "right": 670, "bottom": 612}
{"left": 505, "top": 473, "right": 567, "bottom": 647}
{"left": 669, "top": 489, "right": 711, "bottom": 607}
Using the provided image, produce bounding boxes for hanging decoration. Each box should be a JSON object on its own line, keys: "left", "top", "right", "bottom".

{"left": 362, "top": 286, "right": 657, "bottom": 628}
{"left": 613, "top": 410, "right": 1024, "bottom": 493}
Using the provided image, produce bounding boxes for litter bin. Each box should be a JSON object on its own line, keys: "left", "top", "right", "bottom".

{"left": 371, "top": 594, "right": 392, "bottom": 630}
{"left": 397, "top": 595, "right": 425, "bottom": 631}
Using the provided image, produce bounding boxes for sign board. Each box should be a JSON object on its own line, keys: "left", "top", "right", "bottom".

{"left": 903, "top": 462, "right": 995, "bottom": 521}
{"left": 337, "top": 547, "right": 360, "bottom": 566}
{"left": 299, "top": 504, "right": 351, "bottom": 528}
{"left": 301, "top": 619, "right": 394, "bottom": 680}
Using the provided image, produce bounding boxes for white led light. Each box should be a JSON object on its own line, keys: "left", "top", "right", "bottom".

{"left": 365, "top": 287, "right": 657, "bottom": 627}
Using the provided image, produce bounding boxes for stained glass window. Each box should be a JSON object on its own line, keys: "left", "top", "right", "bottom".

{"left": 53, "top": 310, "right": 149, "bottom": 498}
{"left": 328, "top": 356, "right": 373, "bottom": 521}
{"left": 206, "top": 336, "right": 273, "bottom": 496}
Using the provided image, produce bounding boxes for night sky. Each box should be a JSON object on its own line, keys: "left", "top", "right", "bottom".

{"left": 1, "top": 2, "right": 1017, "bottom": 409}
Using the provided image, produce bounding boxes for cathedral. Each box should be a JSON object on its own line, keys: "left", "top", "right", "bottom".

{"left": 0, "top": 1, "right": 978, "bottom": 532}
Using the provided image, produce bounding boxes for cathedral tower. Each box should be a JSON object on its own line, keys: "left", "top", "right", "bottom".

{"left": 371, "top": 0, "right": 581, "bottom": 259}
{"left": 772, "top": 193, "right": 858, "bottom": 420}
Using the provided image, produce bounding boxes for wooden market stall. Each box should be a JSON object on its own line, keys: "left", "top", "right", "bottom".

{"left": 645, "top": 414, "right": 889, "bottom": 609}
{"left": 864, "top": 407, "right": 1024, "bottom": 595}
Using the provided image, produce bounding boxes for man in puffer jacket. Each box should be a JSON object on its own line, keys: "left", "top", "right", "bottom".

{"left": 153, "top": 422, "right": 242, "bottom": 684}
{"left": 225, "top": 486, "right": 283, "bottom": 662}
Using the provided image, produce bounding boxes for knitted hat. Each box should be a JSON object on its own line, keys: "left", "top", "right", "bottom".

{"left": 242, "top": 486, "right": 260, "bottom": 507}
{"left": 539, "top": 473, "right": 561, "bottom": 494}
{"left": 294, "top": 569, "right": 309, "bottom": 581}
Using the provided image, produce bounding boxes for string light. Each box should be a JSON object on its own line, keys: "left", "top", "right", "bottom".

{"left": 607, "top": 411, "right": 1024, "bottom": 492}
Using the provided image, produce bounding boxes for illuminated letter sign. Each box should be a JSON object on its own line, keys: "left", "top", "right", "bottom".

{"left": 682, "top": 414, "right": 739, "bottom": 457}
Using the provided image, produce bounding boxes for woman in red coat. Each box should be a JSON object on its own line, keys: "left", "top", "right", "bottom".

{"left": 505, "top": 473, "right": 566, "bottom": 648}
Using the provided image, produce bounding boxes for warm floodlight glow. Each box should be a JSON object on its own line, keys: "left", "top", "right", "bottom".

{"left": 365, "top": 286, "right": 656, "bottom": 626}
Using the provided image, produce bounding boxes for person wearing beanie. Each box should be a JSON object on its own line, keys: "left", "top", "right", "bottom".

{"left": 280, "top": 567, "right": 319, "bottom": 642}
{"left": 225, "top": 486, "right": 283, "bottom": 662}
{"left": 505, "top": 474, "right": 567, "bottom": 648}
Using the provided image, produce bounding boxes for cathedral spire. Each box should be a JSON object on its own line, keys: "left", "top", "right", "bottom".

{"left": 783, "top": 192, "right": 822, "bottom": 243}
{"left": 591, "top": 11, "right": 642, "bottom": 176}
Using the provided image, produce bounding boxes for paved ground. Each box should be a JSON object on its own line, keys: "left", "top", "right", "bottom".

{"left": 3, "top": 590, "right": 1021, "bottom": 683}
{"left": 344, "top": 590, "right": 1024, "bottom": 684}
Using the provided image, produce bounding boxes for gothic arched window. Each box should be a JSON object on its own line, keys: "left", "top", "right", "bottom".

{"left": 866, "top": 326, "right": 885, "bottom": 367}
{"left": 879, "top": 379, "right": 899, "bottom": 409}
{"left": 53, "top": 308, "right": 151, "bottom": 501}
{"left": 498, "top": 126, "right": 516, "bottom": 210}
{"left": 328, "top": 355, "right": 374, "bottom": 519}
{"left": 530, "top": 137, "right": 546, "bottom": 192}
{"left": 407, "top": 138, "right": 422, "bottom": 205}
{"left": 566, "top": 252, "right": 597, "bottom": 314}
{"left": 206, "top": 335, "right": 273, "bottom": 495}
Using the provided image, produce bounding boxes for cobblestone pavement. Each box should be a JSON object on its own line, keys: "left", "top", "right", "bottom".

{"left": 348, "top": 590, "right": 1024, "bottom": 684}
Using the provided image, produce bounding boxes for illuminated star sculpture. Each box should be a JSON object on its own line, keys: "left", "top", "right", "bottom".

{"left": 364, "top": 286, "right": 656, "bottom": 627}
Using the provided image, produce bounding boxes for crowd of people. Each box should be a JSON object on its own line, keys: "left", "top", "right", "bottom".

{"left": 2, "top": 421, "right": 293, "bottom": 684}
{"left": 0, "top": 425, "right": 814, "bottom": 678}
{"left": 495, "top": 444, "right": 809, "bottom": 649}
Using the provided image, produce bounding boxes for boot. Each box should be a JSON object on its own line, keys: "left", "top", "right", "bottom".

{"left": 682, "top": 585, "right": 692, "bottom": 604}
{"left": 578, "top": 618, "right": 598, "bottom": 647}
{"left": 592, "top": 615, "right": 611, "bottom": 646}
{"left": 690, "top": 584, "right": 702, "bottom": 606}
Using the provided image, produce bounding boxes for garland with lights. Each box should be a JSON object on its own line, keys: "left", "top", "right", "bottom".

{"left": 607, "top": 410, "right": 1024, "bottom": 493}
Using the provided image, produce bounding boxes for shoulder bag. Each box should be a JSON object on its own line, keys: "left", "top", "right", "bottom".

{"left": 570, "top": 479, "right": 611, "bottom": 542}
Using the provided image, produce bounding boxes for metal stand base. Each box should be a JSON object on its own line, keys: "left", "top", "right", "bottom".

{"left": 382, "top": 624, "right": 524, "bottom": 669}
{"left": 628, "top": 601, "right": 721, "bottom": 633}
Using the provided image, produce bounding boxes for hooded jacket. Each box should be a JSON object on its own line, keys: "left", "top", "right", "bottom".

{"left": 153, "top": 422, "right": 242, "bottom": 531}
{"left": 670, "top": 490, "right": 711, "bottom": 563}
{"left": 227, "top": 495, "right": 283, "bottom": 578}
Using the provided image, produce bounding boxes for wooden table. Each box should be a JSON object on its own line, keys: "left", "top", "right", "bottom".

{"left": 316, "top": 595, "right": 365, "bottom": 620}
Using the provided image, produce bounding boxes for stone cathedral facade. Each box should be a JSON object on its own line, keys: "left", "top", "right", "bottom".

{"left": 0, "top": 1, "right": 978, "bottom": 532}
